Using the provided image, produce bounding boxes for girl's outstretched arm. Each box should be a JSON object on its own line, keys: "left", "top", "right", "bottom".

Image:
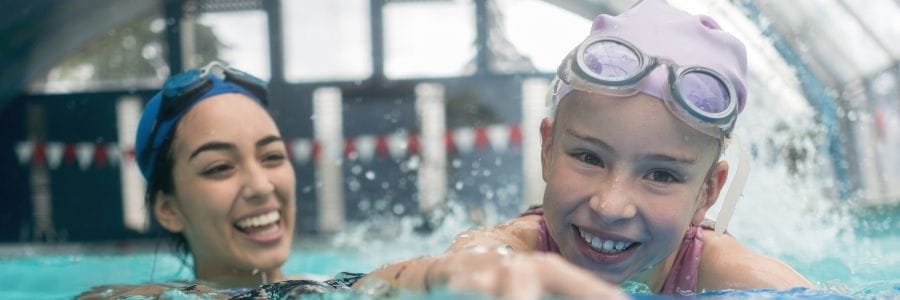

{"left": 355, "top": 215, "right": 627, "bottom": 299}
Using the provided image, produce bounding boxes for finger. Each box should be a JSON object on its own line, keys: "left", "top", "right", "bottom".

{"left": 538, "top": 255, "right": 629, "bottom": 300}
{"left": 500, "top": 262, "right": 543, "bottom": 300}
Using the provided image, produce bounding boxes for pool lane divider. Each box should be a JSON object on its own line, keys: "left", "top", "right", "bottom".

{"left": 14, "top": 123, "right": 524, "bottom": 170}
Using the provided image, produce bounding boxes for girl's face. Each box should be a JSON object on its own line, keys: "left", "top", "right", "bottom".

{"left": 155, "top": 93, "right": 296, "bottom": 283}
{"left": 540, "top": 90, "right": 726, "bottom": 284}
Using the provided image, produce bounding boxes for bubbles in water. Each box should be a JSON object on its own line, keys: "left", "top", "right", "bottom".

{"left": 393, "top": 204, "right": 405, "bottom": 215}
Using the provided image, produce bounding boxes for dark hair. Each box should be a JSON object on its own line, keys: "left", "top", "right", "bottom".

{"left": 145, "top": 132, "right": 193, "bottom": 268}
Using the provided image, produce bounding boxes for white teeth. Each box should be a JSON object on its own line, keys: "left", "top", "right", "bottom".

{"left": 235, "top": 211, "right": 280, "bottom": 229}
{"left": 578, "top": 228, "right": 634, "bottom": 254}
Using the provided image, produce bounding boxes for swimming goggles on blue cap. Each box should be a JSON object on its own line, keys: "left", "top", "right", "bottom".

{"left": 136, "top": 61, "right": 268, "bottom": 180}
{"left": 554, "top": 36, "right": 740, "bottom": 139}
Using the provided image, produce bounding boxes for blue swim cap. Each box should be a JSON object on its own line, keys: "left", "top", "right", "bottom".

{"left": 135, "top": 76, "right": 265, "bottom": 181}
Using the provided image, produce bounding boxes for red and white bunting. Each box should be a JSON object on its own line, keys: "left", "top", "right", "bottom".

{"left": 46, "top": 142, "right": 65, "bottom": 170}
{"left": 15, "top": 141, "right": 33, "bottom": 165}
{"left": 13, "top": 123, "right": 527, "bottom": 170}
{"left": 106, "top": 144, "right": 121, "bottom": 167}
{"left": 387, "top": 131, "right": 409, "bottom": 160}
{"left": 75, "top": 143, "right": 95, "bottom": 170}
{"left": 487, "top": 124, "right": 510, "bottom": 152}
{"left": 354, "top": 135, "right": 377, "bottom": 163}
{"left": 452, "top": 127, "right": 476, "bottom": 154}
{"left": 291, "top": 139, "right": 313, "bottom": 165}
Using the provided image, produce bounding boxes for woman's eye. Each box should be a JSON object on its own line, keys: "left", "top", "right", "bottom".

{"left": 645, "top": 169, "right": 680, "bottom": 183}
{"left": 202, "top": 164, "right": 233, "bottom": 176}
{"left": 262, "top": 153, "right": 286, "bottom": 165}
{"left": 573, "top": 152, "right": 603, "bottom": 166}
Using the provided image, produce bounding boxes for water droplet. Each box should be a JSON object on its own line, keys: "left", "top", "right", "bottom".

{"left": 455, "top": 181, "right": 464, "bottom": 190}
{"left": 365, "top": 170, "right": 376, "bottom": 180}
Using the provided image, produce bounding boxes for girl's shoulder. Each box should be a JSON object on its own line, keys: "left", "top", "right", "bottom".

{"left": 697, "top": 229, "right": 813, "bottom": 290}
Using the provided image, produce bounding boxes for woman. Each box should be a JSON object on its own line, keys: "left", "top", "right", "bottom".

{"left": 80, "top": 62, "right": 360, "bottom": 299}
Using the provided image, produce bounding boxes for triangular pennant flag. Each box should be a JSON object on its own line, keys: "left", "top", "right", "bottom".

{"left": 487, "top": 124, "right": 510, "bottom": 152}
{"left": 76, "top": 143, "right": 95, "bottom": 170}
{"left": 15, "top": 141, "right": 33, "bottom": 166}
{"left": 46, "top": 142, "right": 65, "bottom": 170}
{"left": 62, "top": 143, "right": 76, "bottom": 166}
{"left": 407, "top": 134, "right": 420, "bottom": 156}
{"left": 474, "top": 127, "right": 489, "bottom": 150}
{"left": 106, "top": 144, "right": 121, "bottom": 167}
{"left": 453, "top": 127, "right": 476, "bottom": 154}
{"left": 344, "top": 137, "right": 356, "bottom": 159}
{"left": 355, "top": 135, "right": 377, "bottom": 163}
{"left": 375, "top": 136, "right": 390, "bottom": 159}
{"left": 32, "top": 143, "right": 46, "bottom": 167}
{"left": 292, "top": 139, "right": 313, "bottom": 165}
{"left": 388, "top": 131, "right": 409, "bottom": 160}
{"left": 444, "top": 131, "right": 455, "bottom": 154}
{"left": 509, "top": 124, "right": 522, "bottom": 146}
{"left": 94, "top": 144, "right": 108, "bottom": 168}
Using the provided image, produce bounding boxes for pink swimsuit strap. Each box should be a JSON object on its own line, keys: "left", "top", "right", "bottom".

{"left": 520, "top": 206, "right": 711, "bottom": 295}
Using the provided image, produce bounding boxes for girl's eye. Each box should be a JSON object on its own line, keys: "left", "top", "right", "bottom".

{"left": 645, "top": 169, "right": 681, "bottom": 183}
{"left": 202, "top": 164, "right": 233, "bottom": 177}
{"left": 573, "top": 152, "right": 603, "bottom": 167}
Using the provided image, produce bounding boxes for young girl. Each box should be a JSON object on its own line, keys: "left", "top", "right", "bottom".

{"left": 357, "top": 0, "right": 812, "bottom": 298}
{"left": 80, "top": 62, "right": 361, "bottom": 299}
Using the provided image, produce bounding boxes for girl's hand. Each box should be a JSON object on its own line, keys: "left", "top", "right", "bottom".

{"left": 426, "top": 247, "right": 628, "bottom": 300}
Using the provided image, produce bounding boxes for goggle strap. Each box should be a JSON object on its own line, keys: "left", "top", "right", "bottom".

{"left": 715, "top": 135, "right": 750, "bottom": 234}
{"left": 225, "top": 71, "right": 269, "bottom": 104}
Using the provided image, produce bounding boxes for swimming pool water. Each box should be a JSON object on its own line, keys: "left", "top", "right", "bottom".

{"left": 1, "top": 218, "right": 897, "bottom": 300}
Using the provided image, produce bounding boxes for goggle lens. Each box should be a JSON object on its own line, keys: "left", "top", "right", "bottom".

{"left": 678, "top": 71, "right": 731, "bottom": 114}
{"left": 581, "top": 40, "right": 641, "bottom": 81}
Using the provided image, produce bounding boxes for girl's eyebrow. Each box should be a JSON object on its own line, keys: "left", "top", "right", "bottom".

{"left": 565, "top": 127, "right": 614, "bottom": 153}
{"left": 565, "top": 127, "right": 697, "bottom": 165}
{"left": 640, "top": 153, "right": 697, "bottom": 166}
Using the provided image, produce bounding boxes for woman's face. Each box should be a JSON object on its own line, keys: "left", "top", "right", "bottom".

{"left": 156, "top": 93, "right": 296, "bottom": 281}
{"left": 540, "top": 91, "right": 724, "bottom": 284}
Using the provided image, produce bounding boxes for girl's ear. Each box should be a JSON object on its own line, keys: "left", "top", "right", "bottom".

{"left": 154, "top": 192, "right": 185, "bottom": 233}
{"left": 692, "top": 160, "right": 729, "bottom": 225}
{"left": 540, "top": 117, "right": 555, "bottom": 182}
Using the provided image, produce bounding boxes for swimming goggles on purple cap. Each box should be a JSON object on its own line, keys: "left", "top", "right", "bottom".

{"left": 556, "top": 36, "right": 739, "bottom": 139}
{"left": 554, "top": 36, "right": 750, "bottom": 234}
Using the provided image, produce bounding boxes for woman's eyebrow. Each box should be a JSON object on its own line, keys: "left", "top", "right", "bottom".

{"left": 256, "top": 135, "right": 283, "bottom": 147}
{"left": 189, "top": 141, "right": 235, "bottom": 160}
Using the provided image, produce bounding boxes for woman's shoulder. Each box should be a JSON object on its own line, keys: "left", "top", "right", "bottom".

{"left": 697, "top": 229, "right": 813, "bottom": 290}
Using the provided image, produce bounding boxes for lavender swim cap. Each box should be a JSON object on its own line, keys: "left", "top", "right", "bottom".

{"left": 553, "top": 0, "right": 748, "bottom": 114}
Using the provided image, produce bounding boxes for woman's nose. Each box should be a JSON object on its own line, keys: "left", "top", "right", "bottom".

{"left": 242, "top": 163, "right": 275, "bottom": 202}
